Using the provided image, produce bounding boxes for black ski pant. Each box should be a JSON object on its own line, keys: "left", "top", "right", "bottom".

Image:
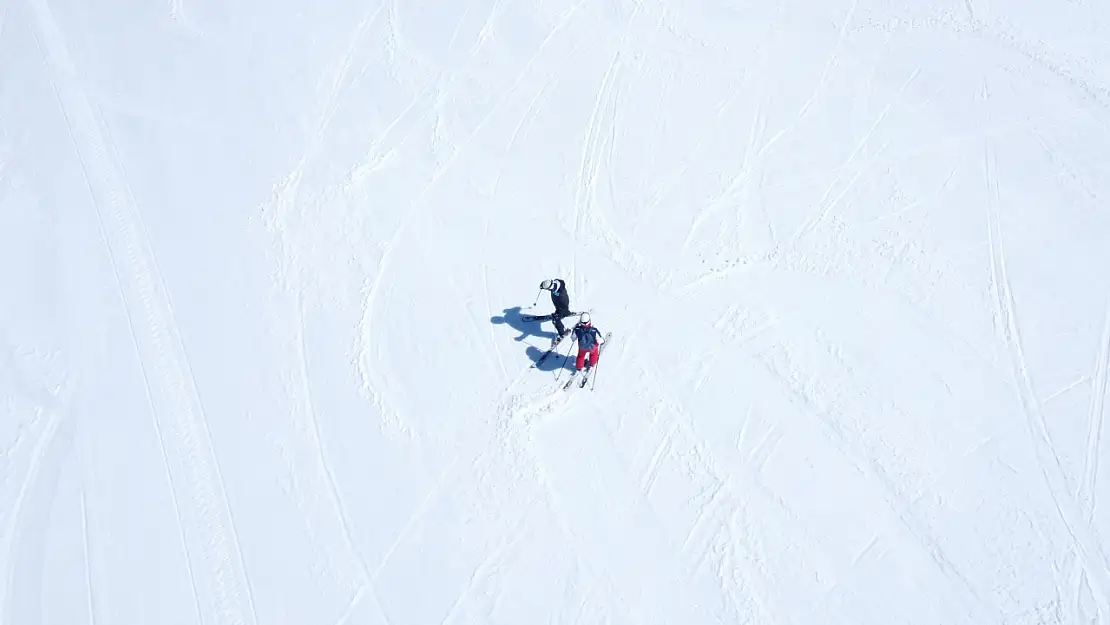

{"left": 552, "top": 309, "right": 574, "bottom": 336}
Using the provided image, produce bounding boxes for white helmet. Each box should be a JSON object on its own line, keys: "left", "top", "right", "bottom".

{"left": 579, "top": 312, "right": 591, "bottom": 325}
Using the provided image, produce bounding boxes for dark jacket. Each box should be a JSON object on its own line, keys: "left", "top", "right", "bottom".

{"left": 573, "top": 324, "right": 602, "bottom": 350}
{"left": 549, "top": 279, "right": 570, "bottom": 314}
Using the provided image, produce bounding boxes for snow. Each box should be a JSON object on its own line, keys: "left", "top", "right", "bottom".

{"left": 4, "top": 0, "right": 1110, "bottom": 623}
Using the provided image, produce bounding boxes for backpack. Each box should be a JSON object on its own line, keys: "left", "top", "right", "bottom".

{"left": 575, "top": 325, "right": 599, "bottom": 350}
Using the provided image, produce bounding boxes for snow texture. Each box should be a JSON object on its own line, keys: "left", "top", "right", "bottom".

{"left": 4, "top": 0, "right": 1110, "bottom": 623}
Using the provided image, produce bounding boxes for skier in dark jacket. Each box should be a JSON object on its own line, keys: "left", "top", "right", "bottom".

{"left": 571, "top": 312, "right": 604, "bottom": 371}
{"left": 539, "top": 278, "right": 575, "bottom": 340}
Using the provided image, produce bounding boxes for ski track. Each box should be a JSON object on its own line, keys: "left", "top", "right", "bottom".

{"left": 80, "top": 490, "right": 97, "bottom": 625}
{"left": 1081, "top": 292, "right": 1110, "bottom": 524}
{"left": 491, "top": 79, "right": 553, "bottom": 191}
{"left": 26, "top": 1, "right": 257, "bottom": 623}
{"left": 963, "top": 0, "right": 976, "bottom": 23}
{"left": 639, "top": 420, "right": 679, "bottom": 495}
{"left": 590, "top": 399, "right": 718, "bottom": 621}
{"left": 438, "top": 252, "right": 501, "bottom": 379}
{"left": 331, "top": 584, "right": 369, "bottom": 625}
{"left": 474, "top": 0, "right": 507, "bottom": 51}
{"left": 293, "top": 297, "right": 393, "bottom": 625}
{"left": 659, "top": 394, "right": 777, "bottom": 623}
{"left": 569, "top": 45, "right": 620, "bottom": 283}
{"left": 527, "top": 448, "right": 630, "bottom": 625}
{"left": 571, "top": 2, "right": 662, "bottom": 285}
{"left": 443, "top": 1, "right": 471, "bottom": 53}
{"left": 151, "top": 411, "right": 207, "bottom": 625}
{"left": 1030, "top": 126, "right": 1101, "bottom": 204}
{"left": 791, "top": 66, "right": 920, "bottom": 245}
{"left": 607, "top": 346, "right": 780, "bottom": 623}
{"left": 0, "top": 405, "right": 64, "bottom": 625}
{"left": 437, "top": 516, "right": 528, "bottom": 625}
{"left": 756, "top": 352, "right": 997, "bottom": 623}
{"left": 985, "top": 140, "right": 1110, "bottom": 622}
{"left": 681, "top": 0, "right": 864, "bottom": 246}
{"left": 531, "top": 433, "right": 649, "bottom": 625}
{"left": 1073, "top": 288, "right": 1110, "bottom": 625}
{"left": 370, "top": 455, "right": 461, "bottom": 582}
{"left": 652, "top": 13, "right": 777, "bottom": 267}
{"left": 14, "top": 1, "right": 1110, "bottom": 622}
{"left": 486, "top": 346, "right": 716, "bottom": 621}
{"left": 275, "top": 1, "right": 386, "bottom": 205}
{"left": 480, "top": 250, "right": 509, "bottom": 381}
{"left": 357, "top": 0, "right": 592, "bottom": 423}
{"left": 672, "top": 87, "right": 770, "bottom": 279}
{"left": 168, "top": 0, "right": 187, "bottom": 27}
{"left": 358, "top": 369, "right": 617, "bottom": 623}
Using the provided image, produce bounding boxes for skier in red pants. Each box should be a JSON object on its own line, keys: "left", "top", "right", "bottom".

{"left": 572, "top": 312, "right": 604, "bottom": 371}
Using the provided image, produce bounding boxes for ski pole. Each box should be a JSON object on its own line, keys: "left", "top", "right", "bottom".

{"left": 590, "top": 347, "right": 603, "bottom": 390}
{"left": 527, "top": 288, "right": 543, "bottom": 309}
{"left": 556, "top": 335, "right": 575, "bottom": 381}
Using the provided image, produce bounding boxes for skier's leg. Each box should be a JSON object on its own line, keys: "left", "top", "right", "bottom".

{"left": 585, "top": 345, "right": 599, "bottom": 369}
{"left": 553, "top": 316, "right": 566, "bottom": 336}
{"left": 576, "top": 349, "right": 587, "bottom": 370}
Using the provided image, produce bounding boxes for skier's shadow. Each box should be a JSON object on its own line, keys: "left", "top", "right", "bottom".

{"left": 525, "top": 345, "right": 576, "bottom": 372}
{"left": 491, "top": 307, "right": 575, "bottom": 371}
{"left": 490, "top": 306, "right": 557, "bottom": 342}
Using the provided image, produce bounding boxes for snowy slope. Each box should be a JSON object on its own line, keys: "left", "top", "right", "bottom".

{"left": 5, "top": 0, "right": 1110, "bottom": 623}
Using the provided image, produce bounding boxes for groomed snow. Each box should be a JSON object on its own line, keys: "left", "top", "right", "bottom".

{"left": 4, "top": 1, "right": 1110, "bottom": 623}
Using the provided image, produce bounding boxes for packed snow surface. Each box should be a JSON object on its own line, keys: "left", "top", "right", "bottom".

{"left": 4, "top": 0, "right": 1110, "bottom": 623}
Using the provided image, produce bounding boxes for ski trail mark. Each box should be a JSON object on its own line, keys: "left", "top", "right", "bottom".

{"left": 148, "top": 406, "right": 206, "bottom": 624}
{"left": 963, "top": 0, "right": 975, "bottom": 22}
{"left": 80, "top": 489, "right": 97, "bottom": 625}
{"left": 1043, "top": 376, "right": 1090, "bottom": 405}
{"left": 438, "top": 518, "right": 528, "bottom": 625}
{"left": 639, "top": 420, "right": 679, "bottom": 495}
{"left": 1, "top": 399, "right": 66, "bottom": 625}
{"left": 371, "top": 456, "right": 460, "bottom": 580}
{"left": 792, "top": 66, "right": 920, "bottom": 245}
{"left": 358, "top": 0, "right": 592, "bottom": 413}
{"left": 570, "top": 45, "right": 623, "bottom": 281}
{"left": 796, "top": 0, "right": 860, "bottom": 122}
{"left": 666, "top": 20, "right": 793, "bottom": 290}
{"left": 657, "top": 397, "right": 775, "bottom": 623}
{"left": 492, "top": 80, "right": 553, "bottom": 191}
{"left": 444, "top": 2, "right": 472, "bottom": 53}
{"left": 675, "top": 90, "right": 767, "bottom": 269}
{"left": 481, "top": 248, "right": 508, "bottom": 380}
{"left": 305, "top": 4, "right": 387, "bottom": 175}
{"left": 27, "top": 2, "right": 257, "bottom": 623}
{"left": 985, "top": 141, "right": 1110, "bottom": 619}
{"left": 474, "top": 0, "right": 507, "bottom": 50}
{"left": 570, "top": 3, "right": 652, "bottom": 282}
{"left": 292, "top": 298, "right": 392, "bottom": 625}
{"left": 1081, "top": 291, "right": 1110, "bottom": 523}
{"left": 755, "top": 352, "right": 997, "bottom": 622}
{"left": 332, "top": 584, "right": 369, "bottom": 625}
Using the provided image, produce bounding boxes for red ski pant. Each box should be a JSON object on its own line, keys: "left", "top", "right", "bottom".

{"left": 576, "top": 345, "right": 600, "bottom": 370}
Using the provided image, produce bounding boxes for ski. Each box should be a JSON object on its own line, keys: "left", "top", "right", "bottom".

{"left": 558, "top": 332, "right": 611, "bottom": 391}
{"left": 531, "top": 331, "right": 571, "bottom": 368}
{"left": 561, "top": 370, "right": 580, "bottom": 391}
{"left": 521, "top": 310, "right": 580, "bottom": 323}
